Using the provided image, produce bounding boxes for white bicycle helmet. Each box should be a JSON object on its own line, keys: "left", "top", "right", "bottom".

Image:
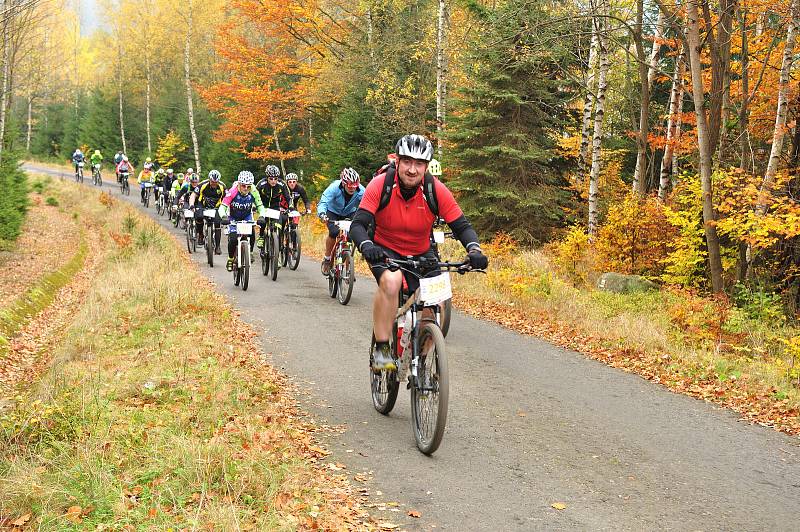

{"left": 428, "top": 158, "right": 442, "bottom": 176}
{"left": 265, "top": 165, "right": 281, "bottom": 178}
{"left": 237, "top": 170, "right": 255, "bottom": 185}
{"left": 340, "top": 167, "right": 360, "bottom": 184}
{"left": 395, "top": 134, "right": 433, "bottom": 162}
{"left": 208, "top": 169, "right": 221, "bottom": 182}
{"left": 285, "top": 172, "right": 299, "bottom": 182}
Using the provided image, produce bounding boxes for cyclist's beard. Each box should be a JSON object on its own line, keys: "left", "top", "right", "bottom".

{"left": 399, "top": 182, "right": 418, "bottom": 200}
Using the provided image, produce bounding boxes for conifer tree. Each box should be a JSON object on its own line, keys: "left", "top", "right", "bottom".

{"left": 447, "top": 0, "right": 576, "bottom": 243}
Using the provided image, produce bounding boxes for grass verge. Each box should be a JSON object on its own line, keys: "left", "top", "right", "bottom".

{"left": 0, "top": 186, "right": 367, "bottom": 529}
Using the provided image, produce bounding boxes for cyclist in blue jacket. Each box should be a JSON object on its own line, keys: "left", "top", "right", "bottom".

{"left": 317, "top": 167, "right": 364, "bottom": 275}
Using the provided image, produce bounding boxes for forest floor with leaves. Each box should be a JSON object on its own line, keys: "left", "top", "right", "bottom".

{"left": 299, "top": 221, "right": 800, "bottom": 436}
{"left": 0, "top": 176, "right": 376, "bottom": 530}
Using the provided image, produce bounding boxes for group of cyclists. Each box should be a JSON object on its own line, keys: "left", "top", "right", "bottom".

{"left": 73, "top": 134, "right": 489, "bottom": 373}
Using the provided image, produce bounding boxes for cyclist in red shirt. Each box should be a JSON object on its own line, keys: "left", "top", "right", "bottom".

{"left": 350, "top": 134, "right": 488, "bottom": 371}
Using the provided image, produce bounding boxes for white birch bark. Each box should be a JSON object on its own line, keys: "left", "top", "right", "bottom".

{"left": 0, "top": 3, "right": 10, "bottom": 163}
{"left": 659, "top": 46, "right": 685, "bottom": 200}
{"left": 578, "top": 26, "right": 599, "bottom": 182}
{"left": 367, "top": 6, "right": 376, "bottom": 72}
{"left": 435, "top": 0, "right": 448, "bottom": 157}
{"left": 756, "top": 0, "right": 800, "bottom": 213}
{"left": 588, "top": 2, "right": 610, "bottom": 238}
{"left": 633, "top": 10, "right": 666, "bottom": 194}
{"left": 271, "top": 116, "right": 286, "bottom": 176}
{"left": 185, "top": 0, "right": 201, "bottom": 173}
{"left": 26, "top": 92, "right": 31, "bottom": 152}
{"left": 145, "top": 53, "right": 152, "bottom": 155}
{"left": 117, "top": 40, "right": 127, "bottom": 154}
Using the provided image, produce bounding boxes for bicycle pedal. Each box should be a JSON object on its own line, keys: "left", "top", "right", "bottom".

{"left": 406, "top": 376, "right": 413, "bottom": 389}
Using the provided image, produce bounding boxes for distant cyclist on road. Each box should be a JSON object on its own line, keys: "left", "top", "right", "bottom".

{"left": 286, "top": 173, "right": 311, "bottom": 214}
{"left": 317, "top": 167, "right": 364, "bottom": 276}
{"left": 90, "top": 149, "right": 103, "bottom": 174}
{"left": 71, "top": 149, "right": 85, "bottom": 174}
{"left": 189, "top": 169, "right": 225, "bottom": 254}
{"left": 255, "top": 164, "right": 292, "bottom": 249}
{"left": 137, "top": 165, "right": 156, "bottom": 203}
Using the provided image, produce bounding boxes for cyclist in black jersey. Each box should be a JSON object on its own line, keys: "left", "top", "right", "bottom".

{"left": 285, "top": 173, "right": 311, "bottom": 214}
{"left": 189, "top": 169, "right": 225, "bottom": 254}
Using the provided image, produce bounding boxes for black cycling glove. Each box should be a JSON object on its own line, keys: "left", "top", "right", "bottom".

{"left": 467, "top": 247, "right": 488, "bottom": 270}
{"left": 361, "top": 241, "right": 387, "bottom": 264}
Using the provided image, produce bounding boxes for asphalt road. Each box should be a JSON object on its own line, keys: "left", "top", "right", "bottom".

{"left": 29, "top": 164, "right": 800, "bottom": 531}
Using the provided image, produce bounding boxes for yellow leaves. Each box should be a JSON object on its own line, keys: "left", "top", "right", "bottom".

{"left": 551, "top": 502, "right": 567, "bottom": 510}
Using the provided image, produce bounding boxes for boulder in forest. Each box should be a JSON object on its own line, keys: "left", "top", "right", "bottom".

{"left": 596, "top": 272, "right": 659, "bottom": 294}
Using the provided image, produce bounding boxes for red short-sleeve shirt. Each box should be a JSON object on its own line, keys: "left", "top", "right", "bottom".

{"left": 360, "top": 174, "right": 463, "bottom": 256}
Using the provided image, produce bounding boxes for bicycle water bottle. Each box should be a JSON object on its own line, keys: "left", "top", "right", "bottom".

{"left": 396, "top": 311, "right": 405, "bottom": 356}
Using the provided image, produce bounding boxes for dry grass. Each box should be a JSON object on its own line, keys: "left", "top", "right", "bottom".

{"left": 0, "top": 183, "right": 367, "bottom": 529}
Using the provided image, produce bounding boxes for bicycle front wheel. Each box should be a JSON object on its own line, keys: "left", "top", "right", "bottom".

{"left": 186, "top": 223, "right": 193, "bottom": 253}
{"left": 241, "top": 242, "right": 250, "bottom": 290}
{"left": 288, "top": 229, "right": 301, "bottom": 270}
{"left": 411, "top": 321, "right": 449, "bottom": 455}
{"left": 439, "top": 298, "right": 452, "bottom": 338}
{"left": 269, "top": 232, "right": 279, "bottom": 281}
{"left": 337, "top": 250, "right": 355, "bottom": 305}
{"left": 206, "top": 226, "right": 214, "bottom": 267}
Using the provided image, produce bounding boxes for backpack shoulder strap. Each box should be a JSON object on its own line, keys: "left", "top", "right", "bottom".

{"left": 376, "top": 162, "right": 396, "bottom": 212}
{"left": 423, "top": 172, "right": 439, "bottom": 217}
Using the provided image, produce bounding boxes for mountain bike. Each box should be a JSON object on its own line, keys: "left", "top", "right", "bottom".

{"left": 229, "top": 220, "right": 254, "bottom": 291}
{"left": 259, "top": 208, "right": 282, "bottom": 281}
{"left": 184, "top": 207, "right": 196, "bottom": 253}
{"left": 280, "top": 210, "right": 303, "bottom": 270}
{"left": 91, "top": 163, "right": 102, "bottom": 186}
{"left": 327, "top": 219, "right": 355, "bottom": 305}
{"left": 74, "top": 162, "right": 84, "bottom": 183}
{"left": 155, "top": 186, "right": 166, "bottom": 216}
{"left": 202, "top": 208, "right": 218, "bottom": 267}
{"left": 119, "top": 171, "right": 130, "bottom": 195}
{"left": 370, "top": 257, "right": 483, "bottom": 455}
{"left": 142, "top": 182, "right": 154, "bottom": 208}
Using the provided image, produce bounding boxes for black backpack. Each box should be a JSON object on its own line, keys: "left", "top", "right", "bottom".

{"left": 374, "top": 160, "right": 439, "bottom": 216}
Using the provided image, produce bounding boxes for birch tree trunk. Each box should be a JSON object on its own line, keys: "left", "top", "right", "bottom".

{"left": 746, "top": 0, "right": 800, "bottom": 275}
{"left": 145, "top": 53, "right": 152, "bottom": 155}
{"left": 117, "top": 41, "right": 127, "bottom": 154}
{"left": 633, "top": 9, "right": 666, "bottom": 195}
{"left": 0, "top": 5, "right": 10, "bottom": 163}
{"left": 367, "top": 6, "right": 376, "bottom": 72}
{"left": 756, "top": 0, "right": 799, "bottom": 212}
{"left": 686, "top": 0, "right": 724, "bottom": 293}
{"left": 435, "top": 0, "right": 448, "bottom": 158}
{"left": 659, "top": 46, "right": 685, "bottom": 199}
{"left": 578, "top": 27, "right": 599, "bottom": 183}
{"left": 588, "top": 2, "right": 610, "bottom": 238}
{"left": 271, "top": 116, "right": 286, "bottom": 176}
{"left": 25, "top": 93, "right": 31, "bottom": 152}
{"left": 184, "top": 0, "right": 201, "bottom": 173}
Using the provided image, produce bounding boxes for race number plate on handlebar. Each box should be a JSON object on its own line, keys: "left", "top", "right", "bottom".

{"left": 144, "top": 182, "right": 153, "bottom": 188}
{"left": 433, "top": 231, "right": 445, "bottom": 244}
{"left": 203, "top": 209, "right": 217, "bottom": 218}
{"left": 184, "top": 209, "right": 194, "bottom": 218}
{"left": 236, "top": 222, "right": 254, "bottom": 235}
{"left": 419, "top": 273, "right": 452, "bottom": 305}
{"left": 336, "top": 220, "right": 352, "bottom": 233}
{"left": 265, "top": 208, "right": 281, "bottom": 220}
{"left": 288, "top": 210, "right": 301, "bottom": 217}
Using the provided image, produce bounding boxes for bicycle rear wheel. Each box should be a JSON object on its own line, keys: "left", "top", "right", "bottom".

{"left": 144, "top": 190, "right": 150, "bottom": 208}
{"left": 411, "top": 321, "right": 449, "bottom": 455}
{"left": 370, "top": 332, "right": 399, "bottom": 415}
{"left": 280, "top": 230, "right": 289, "bottom": 267}
{"left": 337, "top": 250, "right": 355, "bottom": 305}
{"left": 328, "top": 267, "right": 338, "bottom": 298}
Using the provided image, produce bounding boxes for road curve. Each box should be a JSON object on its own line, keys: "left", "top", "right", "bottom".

{"left": 27, "top": 164, "right": 800, "bottom": 531}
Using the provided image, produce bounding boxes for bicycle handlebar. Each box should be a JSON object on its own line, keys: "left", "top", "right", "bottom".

{"left": 384, "top": 256, "right": 484, "bottom": 275}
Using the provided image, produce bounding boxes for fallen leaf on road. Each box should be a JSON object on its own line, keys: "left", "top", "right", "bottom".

{"left": 408, "top": 510, "right": 421, "bottom": 518}
{"left": 377, "top": 523, "right": 399, "bottom": 530}
{"left": 551, "top": 502, "right": 567, "bottom": 510}
{"left": 517, "top": 411, "right": 527, "bottom": 417}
